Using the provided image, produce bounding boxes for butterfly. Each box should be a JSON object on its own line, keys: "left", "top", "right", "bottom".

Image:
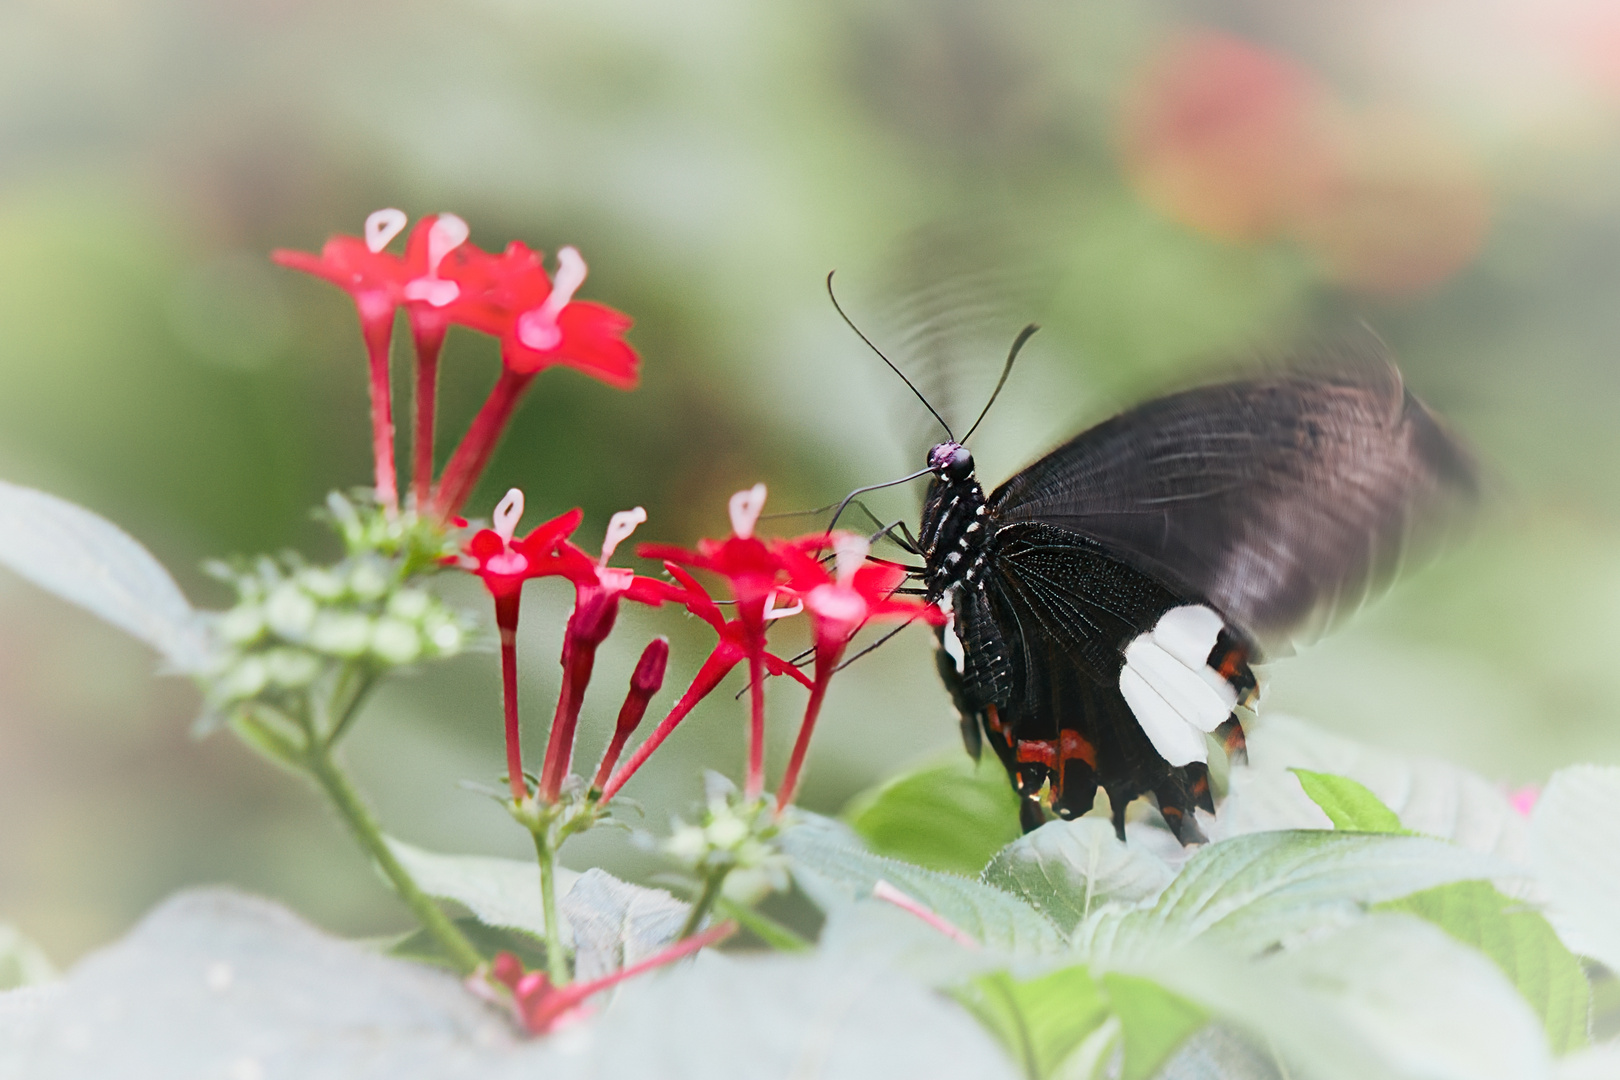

{"left": 874, "top": 340, "right": 1477, "bottom": 844}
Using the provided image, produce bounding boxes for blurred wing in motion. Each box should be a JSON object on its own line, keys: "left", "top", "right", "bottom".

{"left": 988, "top": 352, "right": 1478, "bottom": 651}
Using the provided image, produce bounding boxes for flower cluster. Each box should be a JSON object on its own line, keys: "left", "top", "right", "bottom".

{"left": 274, "top": 210, "right": 638, "bottom": 520}
{"left": 206, "top": 502, "right": 471, "bottom": 732}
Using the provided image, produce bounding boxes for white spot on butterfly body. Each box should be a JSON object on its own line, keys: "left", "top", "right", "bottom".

{"left": 1118, "top": 604, "right": 1240, "bottom": 766}
{"left": 939, "top": 588, "right": 966, "bottom": 674}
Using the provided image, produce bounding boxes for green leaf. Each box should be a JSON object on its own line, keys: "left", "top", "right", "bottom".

{"left": 0, "top": 478, "right": 215, "bottom": 672}
{"left": 385, "top": 836, "right": 576, "bottom": 943}
{"left": 385, "top": 915, "right": 551, "bottom": 971}
{"left": 1532, "top": 766, "right": 1620, "bottom": 975}
{"left": 953, "top": 966, "right": 1110, "bottom": 1080}
{"left": 0, "top": 924, "right": 54, "bottom": 991}
{"left": 781, "top": 814, "right": 1066, "bottom": 957}
{"left": 1291, "top": 768, "right": 1407, "bottom": 833}
{"left": 1380, "top": 881, "right": 1590, "bottom": 1054}
{"left": 1146, "top": 915, "right": 1552, "bottom": 1080}
{"left": 1080, "top": 829, "right": 1514, "bottom": 962}
{"left": 846, "top": 754, "right": 1023, "bottom": 877}
{"left": 1101, "top": 973, "right": 1206, "bottom": 1080}
{"left": 982, "top": 818, "right": 1175, "bottom": 935}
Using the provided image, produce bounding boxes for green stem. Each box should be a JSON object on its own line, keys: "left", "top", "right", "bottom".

{"left": 714, "top": 896, "right": 812, "bottom": 952}
{"left": 678, "top": 867, "right": 730, "bottom": 941}
{"left": 305, "top": 744, "right": 483, "bottom": 975}
{"left": 533, "top": 830, "right": 571, "bottom": 986}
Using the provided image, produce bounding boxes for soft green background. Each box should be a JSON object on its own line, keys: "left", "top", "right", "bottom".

{"left": 3, "top": 0, "right": 1620, "bottom": 962}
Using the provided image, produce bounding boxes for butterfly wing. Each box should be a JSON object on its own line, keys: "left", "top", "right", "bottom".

{"left": 987, "top": 355, "right": 1477, "bottom": 650}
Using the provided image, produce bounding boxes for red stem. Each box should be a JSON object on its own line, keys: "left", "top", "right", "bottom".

{"left": 409, "top": 317, "right": 447, "bottom": 511}
{"left": 538, "top": 637, "right": 598, "bottom": 802}
{"left": 359, "top": 304, "right": 398, "bottom": 514}
{"left": 430, "top": 367, "right": 536, "bottom": 521}
{"left": 495, "top": 593, "right": 526, "bottom": 802}
{"left": 599, "top": 646, "right": 740, "bottom": 804}
{"left": 744, "top": 647, "right": 767, "bottom": 802}
{"left": 774, "top": 645, "right": 841, "bottom": 815}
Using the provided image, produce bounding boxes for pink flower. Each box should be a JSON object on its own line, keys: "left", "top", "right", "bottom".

{"left": 1507, "top": 784, "right": 1541, "bottom": 818}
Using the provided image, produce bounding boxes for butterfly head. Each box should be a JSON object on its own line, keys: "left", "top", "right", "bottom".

{"left": 927, "top": 442, "right": 975, "bottom": 482}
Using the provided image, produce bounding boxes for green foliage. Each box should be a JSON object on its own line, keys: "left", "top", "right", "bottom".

{"left": 780, "top": 814, "right": 1066, "bottom": 957}
{"left": 982, "top": 818, "right": 1174, "bottom": 935}
{"left": 1532, "top": 767, "right": 1620, "bottom": 975}
{"left": 846, "top": 754, "right": 1023, "bottom": 876}
{"left": 1290, "top": 768, "right": 1408, "bottom": 833}
{"left": 386, "top": 916, "right": 551, "bottom": 972}
{"left": 386, "top": 837, "right": 576, "bottom": 944}
{"left": 953, "top": 966, "right": 1110, "bottom": 1079}
{"left": 1381, "top": 882, "right": 1591, "bottom": 1054}
{"left": 1102, "top": 974, "right": 1208, "bottom": 1080}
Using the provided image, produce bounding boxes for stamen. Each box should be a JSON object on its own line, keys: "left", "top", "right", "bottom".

{"left": 493, "top": 488, "right": 525, "bottom": 543}
{"left": 427, "top": 213, "right": 470, "bottom": 273}
{"left": 364, "top": 209, "right": 407, "bottom": 253}
{"left": 763, "top": 589, "right": 803, "bottom": 620}
{"left": 729, "top": 483, "right": 768, "bottom": 539}
{"left": 515, "top": 247, "right": 589, "bottom": 353}
{"left": 832, "top": 534, "right": 870, "bottom": 586}
{"left": 600, "top": 506, "right": 648, "bottom": 565}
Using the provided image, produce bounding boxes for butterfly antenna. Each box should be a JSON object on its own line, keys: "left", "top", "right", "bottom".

{"left": 827, "top": 468, "right": 931, "bottom": 533}
{"left": 962, "top": 323, "right": 1038, "bottom": 444}
{"left": 827, "top": 271, "right": 954, "bottom": 441}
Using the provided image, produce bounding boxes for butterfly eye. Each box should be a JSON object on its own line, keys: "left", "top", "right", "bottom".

{"left": 945, "top": 446, "right": 974, "bottom": 480}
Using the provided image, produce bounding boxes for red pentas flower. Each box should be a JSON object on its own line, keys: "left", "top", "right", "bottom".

{"left": 771, "top": 532, "right": 943, "bottom": 812}
{"left": 602, "top": 485, "right": 811, "bottom": 805}
{"left": 429, "top": 243, "right": 640, "bottom": 521}
{"left": 489, "top": 920, "right": 734, "bottom": 1035}
{"left": 273, "top": 209, "right": 413, "bottom": 512}
{"left": 458, "top": 490, "right": 666, "bottom": 804}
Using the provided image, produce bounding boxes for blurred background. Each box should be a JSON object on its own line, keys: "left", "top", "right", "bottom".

{"left": 5, "top": 0, "right": 1620, "bottom": 963}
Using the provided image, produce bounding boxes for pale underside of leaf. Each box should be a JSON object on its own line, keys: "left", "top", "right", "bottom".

{"left": 0, "top": 478, "right": 215, "bottom": 673}
{"left": 981, "top": 818, "right": 1177, "bottom": 935}
{"left": 386, "top": 837, "right": 578, "bottom": 944}
{"left": 560, "top": 868, "right": 689, "bottom": 984}
{"left": 1531, "top": 766, "right": 1620, "bottom": 973}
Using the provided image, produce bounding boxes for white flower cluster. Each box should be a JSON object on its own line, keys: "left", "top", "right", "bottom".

{"left": 662, "top": 779, "right": 791, "bottom": 905}
{"left": 209, "top": 556, "right": 470, "bottom": 704}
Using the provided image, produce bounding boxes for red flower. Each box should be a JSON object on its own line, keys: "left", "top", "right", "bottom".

{"left": 603, "top": 485, "right": 810, "bottom": 805}
{"left": 489, "top": 920, "right": 735, "bottom": 1035}
{"left": 272, "top": 209, "right": 412, "bottom": 512}
{"left": 428, "top": 243, "right": 639, "bottom": 521}
{"left": 770, "top": 532, "right": 942, "bottom": 812}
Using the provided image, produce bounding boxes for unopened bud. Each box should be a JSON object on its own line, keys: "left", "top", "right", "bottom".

{"left": 568, "top": 589, "right": 619, "bottom": 649}
{"left": 631, "top": 636, "right": 669, "bottom": 697}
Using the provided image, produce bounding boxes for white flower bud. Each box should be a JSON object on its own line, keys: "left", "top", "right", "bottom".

{"left": 704, "top": 814, "right": 749, "bottom": 850}
{"left": 219, "top": 605, "right": 266, "bottom": 646}
{"left": 264, "top": 648, "right": 321, "bottom": 688}
{"left": 386, "top": 589, "right": 431, "bottom": 620}
{"left": 423, "top": 614, "right": 465, "bottom": 655}
{"left": 664, "top": 824, "right": 708, "bottom": 863}
{"left": 370, "top": 617, "right": 422, "bottom": 665}
{"left": 265, "top": 583, "right": 317, "bottom": 640}
{"left": 219, "top": 657, "right": 269, "bottom": 701}
{"left": 348, "top": 561, "right": 389, "bottom": 602}
{"left": 297, "top": 567, "right": 346, "bottom": 601}
{"left": 309, "top": 612, "right": 373, "bottom": 657}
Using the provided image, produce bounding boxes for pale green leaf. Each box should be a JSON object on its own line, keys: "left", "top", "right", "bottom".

{"left": 1532, "top": 766, "right": 1620, "bottom": 974}
{"left": 560, "top": 868, "right": 688, "bottom": 983}
{"left": 1380, "top": 881, "right": 1590, "bottom": 1054}
{"left": 954, "top": 966, "right": 1110, "bottom": 1080}
{"left": 1101, "top": 973, "right": 1205, "bottom": 1080}
{"left": 0, "top": 479, "right": 214, "bottom": 672}
{"left": 846, "top": 754, "right": 1023, "bottom": 877}
{"left": 1291, "top": 769, "right": 1407, "bottom": 833}
{"left": 1080, "top": 829, "right": 1512, "bottom": 962}
{"left": 981, "top": 818, "right": 1175, "bottom": 935}
{"left": 780, "top": 815, "right": 1066, "bottom": 957}
{"left": 385, "top": 837, "right": 575, "bottom": 943}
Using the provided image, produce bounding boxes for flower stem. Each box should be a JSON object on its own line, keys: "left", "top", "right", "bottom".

{"left": 409, "top": 318, "right": 446, "bottom": 510}
{"left": 359, "top": 306, "right": 399, "bottom": 514}
{"left": 776, "top": 648, "right": 839, "bottom": 815}
{"left": 600, "top": 648, "right": 738, "bottom": 804}
{"left": 678, "top": 866, "right": 730, "bottom": 941}
{"left": 745, "top": 649, "right": 766, "bottom": 802}
{"left": 430, "top": 367, "right": 535, "bottom": 521}
{"left": 496, "top": 594, "right": 526, "bottom": 803}
{"left": 532, "top": 829, "right": 570, "bottom": 986}
{"left": 304, "top": 743, "right": 482, "bottom": 974}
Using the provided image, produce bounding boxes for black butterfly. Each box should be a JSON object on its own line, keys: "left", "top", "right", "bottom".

{"left": 876, "top": 341, "right": 1477, "bottom": 844}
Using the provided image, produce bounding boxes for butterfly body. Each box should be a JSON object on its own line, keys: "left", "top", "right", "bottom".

{"left": 915, "top": 359, "right": 1474, "bottom": 843}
